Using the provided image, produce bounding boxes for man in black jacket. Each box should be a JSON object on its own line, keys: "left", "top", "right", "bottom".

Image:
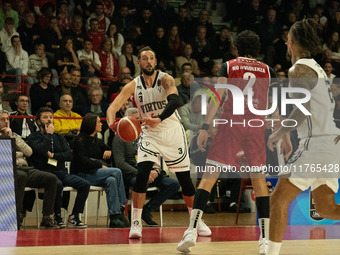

{"left": 27, "top": 107, "right": 90, "bottom": 229}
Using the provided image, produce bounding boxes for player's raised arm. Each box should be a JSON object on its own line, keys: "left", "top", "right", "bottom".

{"left": 106, "top": 80, "right": 136, "bottom": 127}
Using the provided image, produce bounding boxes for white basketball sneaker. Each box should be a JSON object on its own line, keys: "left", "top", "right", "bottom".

{"left": 197, "top": 219, "right": 212, "bottom": 236}
{"left": 259, "top": 238, "right": 268, "bottom": 255}
{"left": 177, "top": 228, "right": 198, "bottom": 253}
{"left": 129, "top": 220, "right": 142, "bottom": 239}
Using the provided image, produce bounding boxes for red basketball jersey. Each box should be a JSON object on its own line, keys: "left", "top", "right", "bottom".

{"left": 222, "top": 57, "right": 271, "bottom": 119}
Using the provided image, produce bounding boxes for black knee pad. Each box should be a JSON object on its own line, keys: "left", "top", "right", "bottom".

{"left": 133, "top": 161, "right": 154, "bottom": 193}
{"left": 176, "top": 171, "right": 195, "bottom": 196}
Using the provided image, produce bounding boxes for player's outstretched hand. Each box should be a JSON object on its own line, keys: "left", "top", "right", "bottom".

{"left": 267, "top": 129, "right": 283, "bottom": 152}
{"left": 141, "top": 117, "right": 161, "bottom": 131}
{"left": 197, "top": 129, "right": 209, "bottom": 152}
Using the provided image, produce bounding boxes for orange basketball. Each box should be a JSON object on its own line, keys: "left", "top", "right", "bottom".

{"left": 116, "top": 116, "right": 142, "bottom": 142}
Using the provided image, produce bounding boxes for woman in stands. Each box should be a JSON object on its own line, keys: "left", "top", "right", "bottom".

{"left": 73, "top": 113, "right": 128, "bottom": 228}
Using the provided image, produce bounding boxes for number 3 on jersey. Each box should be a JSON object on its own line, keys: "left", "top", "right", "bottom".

{"left": 178, "top": 148, "right": 183, "bottom": 154}
{"left": 243, "top": 72, "right": 256, "bottom": 97}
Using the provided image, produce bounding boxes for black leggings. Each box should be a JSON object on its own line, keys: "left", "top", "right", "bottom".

{"left": 133, "top": 161, "right": 195, "bottom": 196}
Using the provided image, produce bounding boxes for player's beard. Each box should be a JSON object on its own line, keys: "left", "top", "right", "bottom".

{"left": 142, "top": 67, "right": 155, "bottom": 76}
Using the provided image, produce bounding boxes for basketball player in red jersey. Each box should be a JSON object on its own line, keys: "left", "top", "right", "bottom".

{"left": 177, "top": 30, "right": 291, "bottom": 254}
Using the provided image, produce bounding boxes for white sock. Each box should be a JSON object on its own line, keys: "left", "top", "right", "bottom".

{"left": 188, "top": 209, "right": 203, "bottom": 230}
{"left": 267, "top": 240, "right": 282, "bottom": 255}
{"left": 187, "top": 207, "right": 192, "bottom": 215}
{"left": 132, "top": 208, "right": 142, "bottom": 222}
{"left": 258, "top": 218, "right": 270, "bottom": 241}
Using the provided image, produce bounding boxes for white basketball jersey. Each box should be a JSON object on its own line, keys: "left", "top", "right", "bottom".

{"left": 134, "top": 71, "right": 181, "bottom": 132}
{"left": 292, "top": 58, "right": 340, "bottom": 139}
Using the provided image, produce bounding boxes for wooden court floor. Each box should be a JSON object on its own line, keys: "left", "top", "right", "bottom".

{"left": 0, "top": 212, "right": 340, "bottom": 254}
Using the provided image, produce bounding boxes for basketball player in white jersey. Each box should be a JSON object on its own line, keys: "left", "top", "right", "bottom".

{"left": 106, "top": 46, "right": 211, "bottom": 239}
{"left": 267, "top": 19, "right": 340, "bottom": 255}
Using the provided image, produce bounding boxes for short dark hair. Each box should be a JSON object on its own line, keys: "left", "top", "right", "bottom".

{"left": 289, "top": 18, "right": 323, "bottom": 55}
{"left": 236, "top": 30, "right": 260, "bottom": 58}
{"left": 181, "top": 62, "right": 192, "bottom": 72}
{"left": 137, "top": 46, "right": 156, "bottom": 59}
{"left": 11, "top": 35, "right": 20, "bottom": 44}
{"left": 36, "top": 107, "right": 53, "bottom": 121}
{"left": 79, "top": 113, "right": 98, "bottom": 136}
{"left": 15, "top": 93, "right": 28, "bottom": 102}
{"left": 37, "top": 67, "right": 53, "bottom": 82}
{"left": 4, "top": 17, "right": 14, "bottom": 25}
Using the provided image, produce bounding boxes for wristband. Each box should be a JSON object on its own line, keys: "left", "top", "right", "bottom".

{"left": 201, "top": 123, "right": 210, "bottom": 131}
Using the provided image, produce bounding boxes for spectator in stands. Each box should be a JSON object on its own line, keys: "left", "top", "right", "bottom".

{"left": 287, "top": 0, "right": 310, "bottom": 21}
{"left": 14, "top": 1, "right": 27, "bottom": 27}
{"left": 107, "top": 67, "right": 132, "bottom": 100}
{"left": 98, "top": 37, "right": 119, "bottom": 82}
{"left": 29, "top": 67, "right": 58, "bottom": 115}
{"left": 40, "top": 16, "right": 63, "bottom": 64}
{"left": 0, "top": 81, "right": 12, "bottom": 111}
{"left": 176, "top": 5, "right": 193, "bottom": 44}
{"left": 10, "top": 94, "right": 38, "bottom": 139}
{"left": 178, "top": 92, "right": 204, "bottom": 132}
{"left": 106, "top": 23, "right": 124, "bottom": 58}
{"left": 118, "top": 42, "right": 140, "bottom": 78}
{"left": 259, "top": 8, "right": 282, "bottom": 67}
{"left": 191, "top": 25, "right": 213, "bottom": 74}
{"left": 73, "top": 112, "right": 129, "bottom": 228}
{"left": 77, "top": 37, "right": 101, "bottom": 80}
{"left": 112, "top": 108, "right": 180, "bottom": 226}
{"left": 328, "top": 9, "right": 340, "bottom": 35}
{"left": 274, "top": 28, "right": 291, "bottom": 71}
{"left": 34, "top": 0, "right": 56, "bottom": 18}
{"left": 64, "top": 15, "right": 87, "bottom": 52}
{"left": 87, "top": 18, "right": 105, "bottom": 53}
{"left": 283, "top": 11, "right": 297, "bottom": 30}
{"left": 87, "top": 76, "right": 101, "bottom": 92}
{"left": 175, "top": 44, "right": 199, "bottom": 78}
{"left": 54, "top": 72, "right": 87, "bottom": 116}
{"left": 138, "top": 7, "right": 156, "bottom": 47}
{"left": 151, "top": 26, "right": 170, "bottom": 67}
{"left": 0, "top": 109, "right": 59, "bottom": 230}
{"left": 53, "top": 94, "right": 82, "bottom": 147}
{"left": 178, "top": 72, "right": 194, "bottom": 105}
{"left": 37, "top": 2, "right": 56, "bottom": 30}
{"left": 191, "top": 9, "right": 215, "bottom": 39}
{"left": 0, "top": 51, "right": 7, "bottom": 80}
{"left": 323, "top": 31, "right": 340, "bottom": 61}
{"left": 168, "top": 24, "right": 185, "bottom": 64}
{"left": 0, "top": 17, "right": 19, "bottom": 53}
{"left": 109, "top": 77, "right": 133, "bottom": 103}
{"left": 153, "top": 0, "right": 176, "bottom": 28}
{"left": 111, "top": 5, "right": 134, "bottom": 38}
{"left": 55, "top": 37, "right": 80, "bottom": 75}
{"left": 27, "top": 106, "right": 90, "bottom": 229}
{"left": 99, "top": 0, "right": 115, "bottom": 19}
{"left": 0, "top": 0, "right": 19, "bottom": 30}
{"left": 28, "top": 43, "right": 48, "bottom": 83}
{"left": 57, "top": 1, "right": 71, "bottom": 32}
{"left": 210, "top": 26, "right": 232, "bottom": 63}
{"left": 17, "top": 12, "right": 43, "bottom": 55}
{"left": 73, "top": 0, "right": 96, "bottom": 21}
{"left": 126, "top": 24, "right": 144, "bottom": 54}
{"left": 210, "top": 63, "right": 221, "bottom": 77}
{"left": 6, "top": 35, "right": 31, "bottom": 85}
{"left": 86, "top": 86, "right": 109, "bottom": 119}
{"left": 86, "top": 2, "right": 110, "bottom": 34}
{"left": 239, "top": 0, "right": 263, "bottom": 33}
{"left": 324, "top": 61, "right": 336, "bottom": 84}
